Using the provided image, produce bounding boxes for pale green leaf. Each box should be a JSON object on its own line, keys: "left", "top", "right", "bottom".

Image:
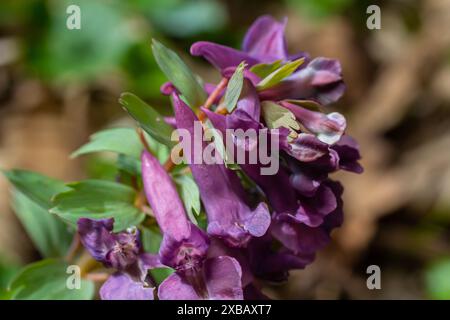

{"left": 223, "top": 61, "right": 246, "bottom": 112}
{"left": 250, "top": 60, "right": 283, "bottom": 78}
{"left": 174, "top": 174, "right": 201, "bottom": 224}
{"left": 256, "top": 58, "right": 304, "bottom": 91}
{"left": 261, "top": 101, "right": 300, "bottom": 137}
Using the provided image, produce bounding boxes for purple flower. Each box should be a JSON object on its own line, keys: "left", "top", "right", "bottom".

{"left": 172, "top": 92, "right": 271, "bottom": 248}
{"left": 158, "top": 256, "right": 243, "bottom": 300}
{"left": 77, "top": 218, "right": 161, "bottom": 300}
{"left": 191, "top": 15, "right": 344, "bottom": 105}
{"left": 280, "top": 101, "right": 346, "bottom": 145}
{"left": 141, "top": 150, "right": 209, "bottom": 271}
{"left": 141, "top": 149, "right": 245, "bottom": 300}
{"left": 190, "top": 15, "right": 292, "bottom": 69}
{"left": 271, "top": 180, "right": 344, "bottom": 256}
{"left": 259, "top": 58, "right": 346, "bottom": 105}
{"left": 331, "top": 135, "right": 364, "bottom": 173}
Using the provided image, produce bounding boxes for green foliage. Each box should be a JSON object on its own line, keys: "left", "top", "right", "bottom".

{"left": 223, "top": 61, "right": 246, "bottom": 113}
{"left": 150, "top": 267, "right": 174, "bottom": 285}
{"left": 12, "top": 191, "right": 72, "bottom": 258}
{"left": 72, "top": 127, "right": 143, "bottom": 159}
{"left": 140, "top": 226, "right": 163, "bottom": 254}
{"left": 145, "top": 0, "right": 226, "bottom": 37}
{"left": 287, "top": 0, "right": 354, "bottom": 19}
{"left": 119, "top": 93, "right": 175, "bottom": 148}
{"left": 3, "top": 170, "right": 70, "bottom": 209}
{"left": 51, "top": 180, "right": 145, "bottom": 232}
{"left": 3, "top": 170, "right": 73, "bottom": 258}
{"left": 261, "top": 101, "right": 300, "bottom": 137}
{"left": 0, "top": 258, "right": 20, "bottom": 300}
{"left": 256, "top": 58, "right": 304, "bottom": 91}
{"left": 8, "top": 259, "right": 94, "bottom": 300}
{"left": 151, "top": 39, "right": 206, "bottom": 108}
{"left": 425, "top": 259, "right": 450, "bottom": 300}
{"left": 174, "top": 174, "right": 201, "bottom": 224}
{"left": 250, "top": 60, "right": 283, "bottom": 78}
{"left": 28, "top": 0, "right": 134, "bottom": 83}
{"left": 204, "top": 120, "right": 240, "bottom": 171}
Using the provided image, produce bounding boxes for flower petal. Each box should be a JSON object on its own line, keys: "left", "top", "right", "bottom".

{"left": 280, "top": 101, "right": 346, "bottom": 144}
{"left": 158, "top": 272, "right": 202, "bottom": 300}
{"left": 331, "top": 135, "right": 363, "bottom": 173}
{"left": 203, "top": 256, "right": 244, "bottom": 300}
{"left": 77, "top": 218, "right": 115, "bottom": 263}
{"left": 242, "top": 15, "right": 288, "bottom": 62}
{"left": 191, "top": 41, "right": 259, "bottom": 70}
{"left": 173, "top": 93, "right": 270, "bottom": 247}
{"left": 141, "top": 150, "right": 191, "bottom": 241}
{"left": 260, "top": 58, "right": 345, "bottom": 105}
{"left": 285, "top": 133, "right": 330, "bottom": 162}
{"left": 77, "top": 218, "right": 140, "bottom": 270}
{"left": 100, "top": 272, "right": 155, "bottom": 300}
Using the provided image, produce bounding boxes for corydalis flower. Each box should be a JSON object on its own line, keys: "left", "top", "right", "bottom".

{"left": 77, "top": 218, "right": 159, "bottom": 300}
{"left": 191, "top": 15, "right": 344, "bottom": 105}
{"left": 141, "top": 150, "right": 244, "bottom": 299}
{"left": 171, "top": 92, "right": 271, "bottom": 248}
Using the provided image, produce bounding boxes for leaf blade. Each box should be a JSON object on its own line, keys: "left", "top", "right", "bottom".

{"left": 9, "top": 259, "right": 94, "bottom": 300}
{"left": 152, "top": 39, "right": 206, "bottom": 108}
{"left": 71, "top": 127, "right": 143, "bottom": 159}
{"left": 256, "top": 58, "right": 304, "bottom": 91}
{"left": 223, "top": 61, "right": 246, "bottom": 112}
{"left": 50, "top": 180, "right": 145, "bottom": 232}
{"left": 119, "top": 92, "right": 175, "bottom": 147}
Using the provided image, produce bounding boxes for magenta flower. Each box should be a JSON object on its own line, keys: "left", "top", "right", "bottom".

{"left": 141, "top": 149, "right": 245, "bottom": 299}
{"left": 77, "top": 218, "right": 161, "bottom": 300}
{"left": 171, "top": 92, "right": 271, "bottom": 248}
{"left": 191, "top": 15, "right": 344, "bottom": 105}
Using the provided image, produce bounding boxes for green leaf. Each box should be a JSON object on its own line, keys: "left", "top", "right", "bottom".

{"left": 223, "top": 61, "right": 246, "bottom": 112}
{"left": 9, "top": 259, "right": 94, "bottom": 300}
{"left": 50, "top": 180, "right": 145, "bottom": 232}
{"left": 3, "top": 170, "right": 74, "bottom": 258}
{"left": 12, "top": 190, "right": 72, "bottom": 258}
{"left": 256, "top": 58, "right": 304, "bottom": 91}
{"left": 425, "top": 259, "right": 450, "bottom": 299}
{"left": 174, "top": 174, "right": 201, "bottom": 224}
{"left": 71, "top": 127, "right": 143, "bottom": 159}
{"left": 261, "top": 101, "right": 300, "bottom": 138}
{"left": 3, "top": 170, "right": 70, "bottom": 209}
{"left": 119, "top": 92, "right": 175, "bottom": 147}
{"left": 140, "top": 226, "right": 162, "bottom": 254}
{"left": 151, "top": 39, "right": 206, "bottom": 108}
{"left": 204, "top": 120, "right": 240, "bottom": 171}
{"left": 117, "top": 154, "right": 142, "bottom": 177}
{"left": 250, "top": 60, "right": 283, "bottom": 78}
{"left": 150, "top": 267, "right": 174, "bottom": 285}
{"left": 282, "top": 99, "right": 322, "bottom": 112}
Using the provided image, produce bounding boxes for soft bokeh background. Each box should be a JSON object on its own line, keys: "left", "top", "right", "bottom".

{"left": 1, "top": 0, "right": 450, "bottom": 299}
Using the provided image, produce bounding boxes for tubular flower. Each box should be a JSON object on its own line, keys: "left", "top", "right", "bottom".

{"left": 171, "top": 92, "right": 271, "bottom": 248}
{"left": 141, "top": 150, "right": 244, "bottom": 299}
{"left": 77, "top": 218, "right": 161, "bottom": 300}
{"left": 71, "top": 14, "right": 362, "bottom": 300}
{"left": 191, "top": 15, "right": 344, "bottom": 105}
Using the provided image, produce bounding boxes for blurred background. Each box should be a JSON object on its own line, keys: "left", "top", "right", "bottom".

{"left": 1, "top": 0, "right": 450, "bottom": 299}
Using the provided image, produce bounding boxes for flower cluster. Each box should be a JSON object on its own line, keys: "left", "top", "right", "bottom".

{"left": 77, "top": 15, "right": 362, "bottom": 300}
